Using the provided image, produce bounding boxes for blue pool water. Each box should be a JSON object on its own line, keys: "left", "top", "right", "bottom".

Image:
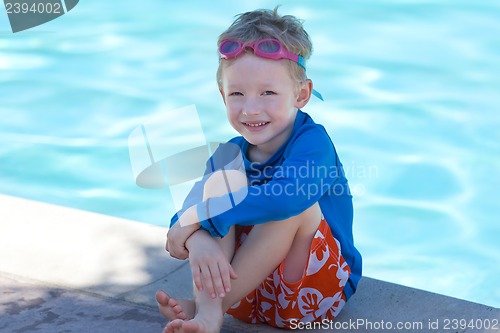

{"left": 1, "top": 0, "right": 499, "bottom": 307}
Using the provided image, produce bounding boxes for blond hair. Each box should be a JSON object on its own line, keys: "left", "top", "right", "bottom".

{"left": 216, "top": 7, "right": 313, "bottom": 89}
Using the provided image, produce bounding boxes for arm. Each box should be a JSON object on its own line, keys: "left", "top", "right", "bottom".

{"left": 198, "top": 128, "right": 341, "bottom": 237}
{"left": 169, "top": 140, "right": 244, "bottom": 229}
{"left": 166, "top": 205, "right": 200, "bottom": 259}
{"left": 167, "top": 141, "right": 245, "bottom": 257}
{"left": 167, "top": 142, "right": 230, "bottom": 256}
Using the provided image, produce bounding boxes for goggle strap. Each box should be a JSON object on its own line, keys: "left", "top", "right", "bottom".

{"left": 312, "top": 89, "right": 324, "bottom": 101}
{"left": 296, "top": 55, "right": 323, "bottom": 101}
{"left": 297, "top": 56, "right": 306, "bottom": 70}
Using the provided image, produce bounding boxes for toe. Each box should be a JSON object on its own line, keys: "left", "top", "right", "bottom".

{"left": 156, "top": 290, "right": 170, "bottom": 305}
{"left": 183, "top": 321, "right": 202, "bottom": 333}
{"left": 167, "top": 319, "right": 184, "bottom": 331}
{"left": 168, "top": 297, "right": 178, "bottom": 308}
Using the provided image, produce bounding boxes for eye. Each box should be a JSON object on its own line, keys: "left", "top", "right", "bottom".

{"left": 263, "top": 90, "right": 276, "bottom": 96}
{"left": 229, "top": 91, "right": 243, "bottom": 96}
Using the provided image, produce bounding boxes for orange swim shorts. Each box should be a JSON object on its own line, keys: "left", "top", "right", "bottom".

{"left": 226, "top": 217, "right": 351, "bottom": 329}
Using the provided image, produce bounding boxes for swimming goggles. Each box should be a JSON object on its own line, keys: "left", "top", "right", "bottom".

{"left": 219, "top": 38, "right": 323, "bottom": 101}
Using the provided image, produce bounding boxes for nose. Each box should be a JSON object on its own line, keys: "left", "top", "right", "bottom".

{"left": 241, "top": 97, "right": 261, "bottom": 116}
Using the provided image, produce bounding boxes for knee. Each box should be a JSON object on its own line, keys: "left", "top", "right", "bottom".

{"left": 257, "top": 202, "right": 321, "bottom": 231}
{"left": 294, "top": 202, "right": 322, "bottom": 224}
{"left": 203, "top": 169, "right": 248, "bottom": 199}
{"left": 294, "top": 202, "right": 322, "bottom": 233}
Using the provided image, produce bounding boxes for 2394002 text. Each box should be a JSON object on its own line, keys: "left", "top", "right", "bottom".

{"left": 5, "top": 2, "right": 62, "bottom": 14}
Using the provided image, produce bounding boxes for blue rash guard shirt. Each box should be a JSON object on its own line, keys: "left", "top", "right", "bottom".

{"left": 170, "top": 110, "right": 362, "bottom": 299}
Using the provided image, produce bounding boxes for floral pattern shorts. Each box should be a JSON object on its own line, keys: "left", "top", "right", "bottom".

{"left": 226, "top": 217, "right": 351, "bottom": 329}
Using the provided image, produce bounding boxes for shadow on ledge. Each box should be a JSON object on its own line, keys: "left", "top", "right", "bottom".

{"left": 2, "top": 273, "right": 498, "bottom": 333}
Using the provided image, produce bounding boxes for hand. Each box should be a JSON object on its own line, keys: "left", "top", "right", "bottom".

{"left": 166, "top": 206, "right": 200, "bottom": 259}
{"left": 186, "top": 230, "right": 238, "bottom": 298}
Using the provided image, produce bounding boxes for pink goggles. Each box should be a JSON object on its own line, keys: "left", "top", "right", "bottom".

{"left": 219, "top": 38, "right": 306, "bottom": 70}
{"left": 218, "top": 38, "right": 323, "bottom": 101}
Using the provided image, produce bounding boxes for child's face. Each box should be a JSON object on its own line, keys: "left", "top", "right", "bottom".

{"left": 219, "top": 53, "right": 310, "bottom": 157}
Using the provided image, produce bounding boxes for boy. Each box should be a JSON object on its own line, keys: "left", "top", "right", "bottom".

{"left": 157, "top": 7, "right": 362, "bottom": 333}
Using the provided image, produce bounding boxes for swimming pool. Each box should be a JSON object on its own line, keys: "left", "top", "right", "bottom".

{"left": 1, "top": 0, "right": 498, "bottom": 307}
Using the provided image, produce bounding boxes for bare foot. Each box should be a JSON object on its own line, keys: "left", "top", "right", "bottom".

{"left": 156, "top": 290, "right": 195, "bottom": 321}
{"left": 163, "top": 316, "right": 223, "bottom": 333}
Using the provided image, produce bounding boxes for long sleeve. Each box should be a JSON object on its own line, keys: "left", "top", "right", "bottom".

{"left": 169, "top": 177, "right": 205, "bottom": 228}
{"left": 167, "top": 111, "right": 361, "bottom": 300}
{"left": 197, "top": 126, "right": 338, "bottom": 237}
{"left": 169, "top": 140, "right": 245, "bottom": 228}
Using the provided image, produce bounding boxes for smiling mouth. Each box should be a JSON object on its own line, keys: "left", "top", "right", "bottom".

{"left": 242, "top": 122, "right": 270, "bottom": 127}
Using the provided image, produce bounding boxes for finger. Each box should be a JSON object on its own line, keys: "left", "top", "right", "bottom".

{"left": 173, "top": 251, "right": 188, "bottom": 260}
{"left": 170, "top": 247, "right": 179, "bottom": 259}
{"left": 179, "top": 247, "right": 189, "bottom": 259}
{"left": 218, "top": 263, "right": 232, "bottom": 294}
{"left": 169, "top": 243, "right": 177, "bottom": 256}
{"left": 170, "top": 244, "right": 188, "bottom": 259}
{"left": 190, "top": 263, "right": 203, "bottom": 291}
{"left": 210, "top": 262, "right": 226, "bottom": 298}
{"left": 167, "top": 239, "right": 178, "bottom": 256}
{"left": 200, "top": 265, "right": 216, "bottom": 298}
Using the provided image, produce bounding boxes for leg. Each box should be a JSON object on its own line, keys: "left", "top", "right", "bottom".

{"left": 162, "top": 169, "right": 321, "bottom": 331}
{"left": 188, "top": 170, "right": 322, "bottom": 314}
{"left": 231, "top": 217, "right": 350, "bottom": 328}
{"left": 221, "top": 201, "right": 321, "bottom": 312}
{"left": 160, "top": 170, "right": 246, "bottom": 332}
{"left": 200, "top": 169, "right": 320, "bottom": 285}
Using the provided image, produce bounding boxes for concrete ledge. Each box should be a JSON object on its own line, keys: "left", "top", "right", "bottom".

{"left": 0, "top": 194, "right": 498, "bottom": 332}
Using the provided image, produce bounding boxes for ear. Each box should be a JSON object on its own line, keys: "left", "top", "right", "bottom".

{"left": 295, "top": 79, "right": 312, "bottom": 109}
{"left": 219, "top": 86, "right": 227, "bottom": 105}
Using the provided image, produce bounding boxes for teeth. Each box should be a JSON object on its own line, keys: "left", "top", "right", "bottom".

{"left": 245, "top": 122, "right": 267, "bottom": 127}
